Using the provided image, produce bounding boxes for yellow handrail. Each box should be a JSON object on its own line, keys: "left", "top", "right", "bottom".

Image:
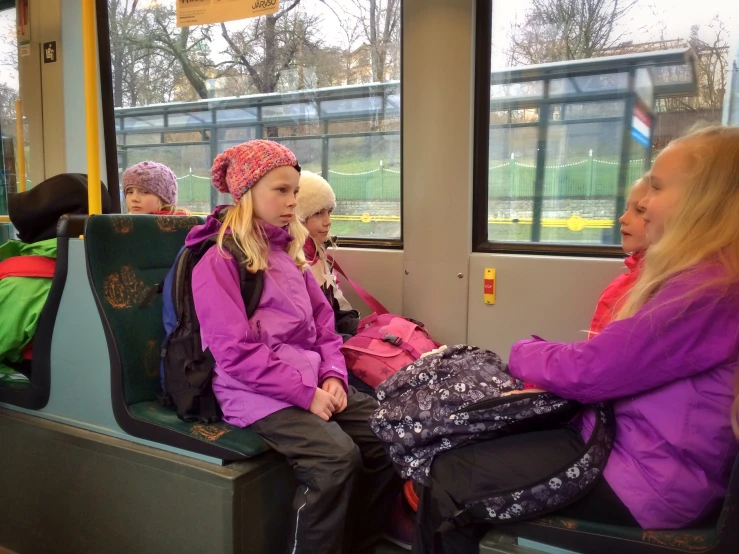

{"left": 0, "top": 216, "right": 10, "bottom": 223}
{"left": 15, "top": 99, "right": 26, "bottom": 193}
{"left": 82, "top": 0, "right": 102, "bottom": 215}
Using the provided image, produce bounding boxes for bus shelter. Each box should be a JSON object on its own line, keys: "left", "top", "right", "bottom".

{"left": 486, "top": 48, "right": 699, "bottom": 244}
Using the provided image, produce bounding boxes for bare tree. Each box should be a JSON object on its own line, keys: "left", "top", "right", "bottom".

{"left": 345, "top": 0, "right": 399, "bottom": 82}
{"left": 218, "top": 0, "right": 325, "bottom": 96}
{"left": 108, "top": 0, "right": 139, "bottom": 107}
{"left": 507, "top": 0, "right": 639, "bottom": 66}
{"left": 656, "top": 16, "right": 730, "bottom": 119}
{"left": 149, "top": 6, "right": 216, "bottom": 100}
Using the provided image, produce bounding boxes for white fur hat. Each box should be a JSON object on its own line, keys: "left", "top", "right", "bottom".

{"left": 297, "top": 170, "right": 337, "bottom": 222}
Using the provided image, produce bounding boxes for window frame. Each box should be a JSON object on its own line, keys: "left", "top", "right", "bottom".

{"left": 96, "top": 0, "right": 403, "bottom": 249}
{"left": 474, "top": 0, "right": 634, "bottom": 257}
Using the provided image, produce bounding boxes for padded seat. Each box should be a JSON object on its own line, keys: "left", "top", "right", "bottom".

{"left": 483, "top": 451, "right": 739, "bottom": 554}
{"left": 129, "top": 401, "right": 269, "bottom": 458}
{"left": 85, "top": 214, "right": 269, "bottom": 461}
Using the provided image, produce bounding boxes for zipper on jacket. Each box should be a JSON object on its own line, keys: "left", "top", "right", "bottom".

{"left": 256, "top": 320, "right": 262, "bottom": 341}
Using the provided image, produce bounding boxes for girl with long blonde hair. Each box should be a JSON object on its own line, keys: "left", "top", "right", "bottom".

{"left": 414, "top": 126, "right": 739, "bottom": 554}
{"left": 187, "top": 140, "right": 400, "bottom": 554}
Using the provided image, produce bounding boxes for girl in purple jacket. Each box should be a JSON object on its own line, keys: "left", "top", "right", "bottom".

{"left": 414, "top": 127, "right": 739, "bottom": 553}
{"left": 189, "top": 140, "right": 400, "bottom": 554}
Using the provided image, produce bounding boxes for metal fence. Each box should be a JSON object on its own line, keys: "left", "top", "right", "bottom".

{"left": 488, "top": 158, "right": 645, "bottom": 199}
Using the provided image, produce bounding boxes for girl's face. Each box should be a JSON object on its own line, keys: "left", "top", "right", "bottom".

{"left": 125, "top": 186, "right": 163, "bottom": 214}
{"left": 305, "top": 208, "right": 333, "bottom": 243}
{"left": 640, "top": 145, "right": 690, "bottom": 243}
{"left": 250, "top": 166, "right": 300, "bottom": 228}
{"left": 618, "top": 180, "right": 649, "bottom": 254}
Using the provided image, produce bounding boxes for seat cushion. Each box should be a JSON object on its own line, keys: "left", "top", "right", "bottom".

{"left": 129, "top": 401, "right": 270, "bottom": 458}
{"left": 512, "top": 516, "right": 718, "bottom": 551}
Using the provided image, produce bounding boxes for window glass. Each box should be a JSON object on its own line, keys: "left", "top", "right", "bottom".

{"left": 482, "top": 0, "right": 739, "bottom": 249}
{"left": 1, "top": 6, "right": 27, "bottom": 222}
{"left": 108, "top": 0, "right": 401, "bottom": 242}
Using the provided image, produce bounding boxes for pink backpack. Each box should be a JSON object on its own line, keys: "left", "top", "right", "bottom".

{"left": 332, "top": 260, "right": 440, "bottom": 389}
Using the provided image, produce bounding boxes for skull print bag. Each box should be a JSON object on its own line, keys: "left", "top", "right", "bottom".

{"left": 369, "top": 345, "right": 615, "bottom": 525}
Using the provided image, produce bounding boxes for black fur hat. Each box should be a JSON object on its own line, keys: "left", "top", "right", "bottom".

{"left": 8, "top": 173, "right": 112, "bottom": 243}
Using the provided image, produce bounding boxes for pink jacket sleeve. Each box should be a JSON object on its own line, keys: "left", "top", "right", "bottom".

{"left": 191, "top": 249, "right": 316, "bottom": 410}
{"left": 509, "top": 274, "right": 739, "bottom": 404}
{"left": 304, "top": 268, "right": 349, "bottom": 390}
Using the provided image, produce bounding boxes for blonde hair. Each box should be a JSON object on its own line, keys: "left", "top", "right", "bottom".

{"left": 613, "top": 126, "right": 739, "bottom": 438}
{"left": 617, "top": 125, "right": 739, "bottom": 319}
{"left": 160, "top": 203, "right": 191, "bottom": 215}
{"left": 216, "top": 189, "right": 308, "bottom": 273}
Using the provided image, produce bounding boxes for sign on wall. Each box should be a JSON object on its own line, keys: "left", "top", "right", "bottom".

{"left": 176, "top": 0, "right": 280, "bottom": 27}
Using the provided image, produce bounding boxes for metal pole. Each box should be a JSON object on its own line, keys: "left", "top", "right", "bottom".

{"left": 15, "top": 99, "right": 26, "bottom": 192}
{"left": 531, "top": 81, "right": 550, "bottom": 243}
{"left": 82, "top": 0, "right": 102, "bottom": 214}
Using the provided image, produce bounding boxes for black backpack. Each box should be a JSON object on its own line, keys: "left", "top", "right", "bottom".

{"left": 158, "top": 235, "right": 264, "bottom": 423}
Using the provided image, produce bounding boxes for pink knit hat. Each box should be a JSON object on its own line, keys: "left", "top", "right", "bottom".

{"left": 211, "top": 140, "right": 301, "bottom": 203}
{"left": 122, "top": 161, "right": 178, "bottom": 205}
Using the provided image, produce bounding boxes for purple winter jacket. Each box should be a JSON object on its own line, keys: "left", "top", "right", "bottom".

{"left": 189, "top": 212, "right": 348, "bottom": 428}
{"left": 509, "top": 264, "right": 739, "bottom": 530}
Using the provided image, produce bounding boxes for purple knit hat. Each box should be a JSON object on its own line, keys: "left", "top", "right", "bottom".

{"left": 211, "top": 140, "right": 301, "bottom": 203}
{"left": 122, "top": 161, "right": 178, "bottom": 205}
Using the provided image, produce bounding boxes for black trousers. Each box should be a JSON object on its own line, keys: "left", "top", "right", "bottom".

{"left": 412, "top": 426, "right": 639, "bottom": 554}
{"left": 250, "top": 387, "right": 401, "bottom": 554}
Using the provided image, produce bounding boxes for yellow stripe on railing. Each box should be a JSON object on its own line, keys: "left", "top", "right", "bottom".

{"left": 82, "top": 0, "right": 101, "bottom": 215}
{"left": 187, "top": 212, "right": 614, "bottom": 230}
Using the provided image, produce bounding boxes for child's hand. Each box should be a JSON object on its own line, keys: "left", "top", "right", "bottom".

{"left": 310, "top": 388, "right": 340, "bottom": 421}
{"left": 321, "top": 377, "right": 348, "bottom": 414}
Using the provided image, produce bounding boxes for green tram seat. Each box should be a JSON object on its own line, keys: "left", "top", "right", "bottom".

{"left": 85, "top": 214, "right": 270, "bottom": 461}
{"left": 482, "top": 451, "right": 739, "bottom": 554}
{"left": 0, "top": 214, "right": 86, "bottom": 410}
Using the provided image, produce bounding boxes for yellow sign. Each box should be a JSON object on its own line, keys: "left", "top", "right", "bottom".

{"left": 177, "top": 0, "right": 280, "bottom": 27}
{"left": 484, "top": 268, "right": 496, "bottom": 305}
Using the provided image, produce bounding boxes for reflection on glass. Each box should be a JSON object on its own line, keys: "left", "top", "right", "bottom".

{"left": 168, "top": 111, "right": 211, "bottom": 127}
{"left": 262, "top": 103, "right": 318, "bottom": 120}
{"left": 215, "top": 107, "right": 259, "bottom": 123}
{"left": 123, "top": 114, "right": 165, "bottom": 130}
{"left": 549, "top": 73, "right": 628, "bottom": 96}
{"left": 490, "top": 80, "right": 544, "bottom": 100}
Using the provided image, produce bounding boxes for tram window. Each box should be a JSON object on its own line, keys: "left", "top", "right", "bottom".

{"left": 1, "top": 6, "right": 29, "bottom": 218}
{"left": 103, "top": 0, "right": 402, "bottom": 243}
{"left": 475, "top": 0, "right": 739, "bottom": 253}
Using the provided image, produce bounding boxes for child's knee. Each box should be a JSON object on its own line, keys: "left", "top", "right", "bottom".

{"left": 319, "top": 440, "right": 362, "bottom": 483}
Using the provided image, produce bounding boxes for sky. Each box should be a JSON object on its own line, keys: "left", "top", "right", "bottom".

{"left": 1, "top": 1, "right": 737, "bottom": 89}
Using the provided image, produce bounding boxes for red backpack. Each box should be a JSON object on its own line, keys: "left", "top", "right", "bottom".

{"left": 332, "top": 260, "right": 439, "bottom": 389}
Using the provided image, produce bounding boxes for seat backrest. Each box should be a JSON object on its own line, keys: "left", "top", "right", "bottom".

{"left": 0, "top": 214, "right": 86, "bottom": 410}
{"left": 86, "top": 215, "right": 202, "bottom": 405}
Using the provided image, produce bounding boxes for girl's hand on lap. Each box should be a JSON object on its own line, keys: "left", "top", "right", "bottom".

{"left": 310, "top": 387, "right": 340, "bottom": 421}
{"left": 322, "top": 377, "right": 348, "bottom": 414}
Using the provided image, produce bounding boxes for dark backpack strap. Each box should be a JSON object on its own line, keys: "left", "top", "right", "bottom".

{"left": 217, "top": 235, "right": 264, "bottom": 319}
